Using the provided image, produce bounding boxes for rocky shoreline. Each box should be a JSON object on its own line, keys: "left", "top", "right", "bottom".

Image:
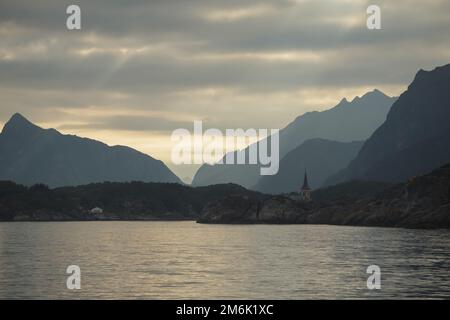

{"left": 198, "top": 164, "right": 450, "bottom": 229}
{"left": 0, "top": 182, "right": 265, "bottom": 222}
{"left": 2, "top": 165, "right": 449, "bottom": 229}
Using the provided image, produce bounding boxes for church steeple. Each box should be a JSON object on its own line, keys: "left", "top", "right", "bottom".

{"left": 300, "top": 168, "right": 312, "bottom": 201}
{"left": 302, "top": 169, "right": 311, "bottom": 191}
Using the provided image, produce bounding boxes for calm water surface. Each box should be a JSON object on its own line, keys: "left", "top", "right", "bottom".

{"left": 0, "top": 221, "right": 450, "bottom": 299}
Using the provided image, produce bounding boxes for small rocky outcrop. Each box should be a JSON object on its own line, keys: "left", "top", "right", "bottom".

{"left": 199, "top": 195, "right": 313, "bottom": 224}
{"left": 197, "top": 195, "right": 260, "bottom": 224}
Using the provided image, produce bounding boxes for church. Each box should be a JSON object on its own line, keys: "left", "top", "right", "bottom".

{"left": 300, "top": 169, "right": 312, "bottom": 201}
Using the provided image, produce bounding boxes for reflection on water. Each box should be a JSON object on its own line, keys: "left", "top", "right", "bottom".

{"left": 0, "top": 221, "right": 450, "bottom": 299}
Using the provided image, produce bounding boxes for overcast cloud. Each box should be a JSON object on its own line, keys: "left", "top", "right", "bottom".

{"left": 1, "top": 0, "right": 450, "bottom": 179}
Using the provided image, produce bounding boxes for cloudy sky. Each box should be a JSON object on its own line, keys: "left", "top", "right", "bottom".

{"left": 1, "top": 0, "right": 450, "bottom": 180}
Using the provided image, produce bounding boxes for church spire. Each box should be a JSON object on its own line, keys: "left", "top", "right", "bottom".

{"left": 302, "top": 169, "right": 311, "bottom": 191}
{"left": 300, "top": 168, "right": 312, "bottom": 201}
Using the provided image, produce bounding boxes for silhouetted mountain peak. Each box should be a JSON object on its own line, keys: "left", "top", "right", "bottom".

{"left": 325, "top": 63, "right": 450, "bottom": 186}
{"left": 364, "top": 89, "right": 388, "bottom": 99}
{"left": 410, "top": 64, "right": 450, "bottom": 90}
{"left": 1, "top": 113, "right": 42, "bottom": 136}
{"left": 337, "top": 89, "right": 392, "bottom": 108}
{"left": 7, "top": 113, "right": 33, "bottom": 126}
{"left": 193, "top": 89, "right": 395, "bottom": 188}
{"left": 0, "top": 113, "right": 182, "bottom": 186}
{"left": 348, "top": 89, "right": 389, "bottom": 104}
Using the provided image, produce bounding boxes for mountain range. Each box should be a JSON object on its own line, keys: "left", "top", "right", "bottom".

{"left": 326, "top": 64, "right": 450, "bottom": 186}
{"left": 2, "top": 63, "right": 449, "bottom": 194}
{"left": 0, "top": 113, "right": 181, "bottom": 187}
{"left": 192, "top": 89, "right": 396, "bottom": 189}
{"left": 2, "top": 63, "right": 450, "bottom": 228}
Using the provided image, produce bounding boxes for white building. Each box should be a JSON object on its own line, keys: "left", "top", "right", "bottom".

{"left": 90, "top": 207, "right": 103, "bottom": 214}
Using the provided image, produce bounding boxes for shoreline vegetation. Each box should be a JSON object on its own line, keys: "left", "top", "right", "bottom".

{"left": 0, "top": 182, "right": 265, "bottom": 222}
{"left": 1, "top": 163, "right": 449, "bottom": 229}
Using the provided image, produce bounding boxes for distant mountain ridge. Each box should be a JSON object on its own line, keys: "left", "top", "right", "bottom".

{"left": 326, "top": 63, "right": 450, "bottom": 186}
{"left": 0, "top": 113, "right": 182, "bottom": 187}
{"left": 279, "top": 89, "right": 395, "bottom": 156}
{"left": 192, "top": 89, "right": 396, "bottom": 188}
{"left": 253, "top": 139, "right": 364, "bottom": 194}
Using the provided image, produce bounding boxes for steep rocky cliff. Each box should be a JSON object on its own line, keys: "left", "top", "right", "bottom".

{"left": 327, "top": 64, "right": 450, "bottom": 186}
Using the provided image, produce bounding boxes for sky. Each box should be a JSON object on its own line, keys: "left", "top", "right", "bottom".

{"left": 1, "top": 0, "right": 450, "bottom": 181}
